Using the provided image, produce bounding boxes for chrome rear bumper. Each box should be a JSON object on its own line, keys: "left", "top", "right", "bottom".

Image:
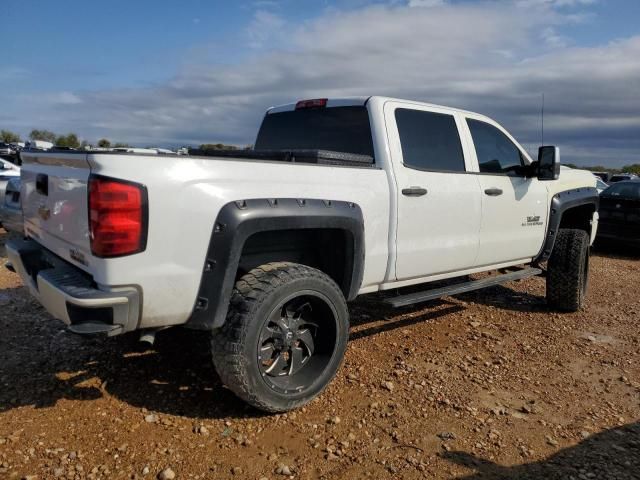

{"left": 6, "top": 238, "right": 140, "bottom": 335}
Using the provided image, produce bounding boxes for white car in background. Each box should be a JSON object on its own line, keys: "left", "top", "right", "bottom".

{"left": 594, "top": 175, "right": 609, "bottom": 194}
{"left": 0, "top": 159, "right": 20, "bottom": 177}
{"left": 0, "top": 159, "right": 20, "bottom": 228}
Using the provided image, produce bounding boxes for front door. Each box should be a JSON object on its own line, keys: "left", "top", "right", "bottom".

{"left": 385, "top": 102, "right": 482, "bottom": 281}
{"left": 464, "top": 117, "right": 548, "bottom": 266}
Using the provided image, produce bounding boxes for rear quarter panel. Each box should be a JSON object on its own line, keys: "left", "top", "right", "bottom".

{"left": 88, "top": 154, "right": 390, "bottom": 328}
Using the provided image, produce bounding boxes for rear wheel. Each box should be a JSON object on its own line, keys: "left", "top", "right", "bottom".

{"left": 546, "top": 228, "right": 590, "bottom": 311}
{"left": 211, "top": 262, "right": 349, "bottom": 412}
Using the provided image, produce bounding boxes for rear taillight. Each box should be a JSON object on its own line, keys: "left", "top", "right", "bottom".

{"left": 89, "top": 175, "right": 147, "bottom": 257}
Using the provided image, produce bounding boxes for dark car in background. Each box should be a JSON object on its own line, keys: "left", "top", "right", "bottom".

{"left": 592, "top": 171, "right": 611, "bottom": 183}
{"left": 609, "top": 173, "right": 638, "bottom": 183}
{"left": 596, "top": 180, "right": 640, "bottom": 247}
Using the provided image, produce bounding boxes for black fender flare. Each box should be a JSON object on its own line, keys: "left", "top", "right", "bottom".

{"left": 187, "top": 198, "right": 365, "bottom": 330}
{"left": 534, "top": 187, "right": 599, "bottom": 264}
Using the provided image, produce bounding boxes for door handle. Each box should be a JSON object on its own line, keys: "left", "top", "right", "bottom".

{"left": 484, "top": 188, "right": 503, "bottom": 196}
{"left": 402, "top": 186, "right": 428, "bottom": 197}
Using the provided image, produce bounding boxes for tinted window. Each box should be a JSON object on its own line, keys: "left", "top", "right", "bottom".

{"left": 255, "top": 106, "right": 374, "bottom": 157}
{"left": 395, "top": 109, "right": 465, "bottom": 172}
{"left": 467, "top": 119, "right": 524, "bottom": 174}
{"left": 603, "top": 182, "right": 640, "bottom": 199}
{"left": 610, "top": 175, "right": 634, "bottom": 183}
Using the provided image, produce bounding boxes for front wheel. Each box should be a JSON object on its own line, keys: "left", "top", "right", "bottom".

{"left": 546, "top": 228, "right": 590, "bottom": 312}
{"left": 211, "top": 262, "right": 349, "bottom": 412}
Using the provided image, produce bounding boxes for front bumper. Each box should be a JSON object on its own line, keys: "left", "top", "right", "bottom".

{"left": 6, "top": 238, "right": 140, "bottom": 335}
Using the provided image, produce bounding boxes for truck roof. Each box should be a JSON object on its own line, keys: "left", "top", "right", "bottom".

{"left": 268, "top": 96, "right": 481, "bottom": 118}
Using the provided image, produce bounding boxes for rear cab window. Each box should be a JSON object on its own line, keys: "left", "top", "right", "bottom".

{"left": 395, "top": 108, "right": 466, "bottom": 172}
{"left": 255, "top": 106, "right": 374, "bottom": 157}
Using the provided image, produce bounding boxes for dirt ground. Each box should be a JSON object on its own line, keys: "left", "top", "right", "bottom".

{"left": 1, "top": 230, "right": 639, "bottom": 480}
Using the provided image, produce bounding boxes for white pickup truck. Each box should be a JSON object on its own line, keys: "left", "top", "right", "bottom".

{"left": 8, "top": 96, "right": 599, "bottom": 412}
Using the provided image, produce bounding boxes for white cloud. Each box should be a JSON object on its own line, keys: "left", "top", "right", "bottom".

{"left": 10, "top": 1, "right": 640, "bottom": 166}
{"left": 246, "top": 10, "right": 286, "bottom": 49}
{"left": 408, "top": 0, "right": 446, "bottom": 7}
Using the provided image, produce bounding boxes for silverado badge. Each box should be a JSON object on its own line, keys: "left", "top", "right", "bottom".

{"left": 522, "top": 215, "right": 543, "bottom": 227}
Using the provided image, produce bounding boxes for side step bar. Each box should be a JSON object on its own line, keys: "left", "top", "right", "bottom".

{"left": 384, "top": 267, "right": 543, "bottom": 308}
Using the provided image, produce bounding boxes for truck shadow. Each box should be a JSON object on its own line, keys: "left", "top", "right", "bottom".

{"left": 442, "top": 421, "right": 640, "bottom": 479}
{"left": 0, "top": 284, "right": 464, "bottom": 419}
{"left": 0, "top": 270, "right": 558, "bottom": 419}
{"left": 6, "top": 248, "right": 601, "bottom": 422}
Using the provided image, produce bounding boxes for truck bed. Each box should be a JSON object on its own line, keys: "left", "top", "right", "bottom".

{"left": 18, "top": 149, "right": 391, "bottom": 330}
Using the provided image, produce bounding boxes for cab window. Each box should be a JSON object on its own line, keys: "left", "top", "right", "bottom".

{"left": 395, "top": 109, "right": 466, "bottom": 172}
{"left": 467, "top": 119, "right": 524, "bottom": 175}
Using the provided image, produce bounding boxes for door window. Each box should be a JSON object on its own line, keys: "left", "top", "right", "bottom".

{"left": 467, "top": 119, "right": 524, "bottom": 175}
{"left": 395, "top": 109, "right": 466, "bottom": 172}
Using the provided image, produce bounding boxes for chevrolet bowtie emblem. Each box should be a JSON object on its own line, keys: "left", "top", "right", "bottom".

{"left": 38, "top": 205, "right": 51, "bottom": 220}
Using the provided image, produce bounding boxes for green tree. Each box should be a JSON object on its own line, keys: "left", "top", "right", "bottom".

{"left": 0, "top": 130, "right": 21, "bottom": 143}
{"left": 113, "top": 142, "right": 130, "bottom": 148}
{"left": 97, "top": 138, "right": 111, "bottom": 148}
{"left": 199, "top": 143, "right": 238, "bottom": 151}
{"left": 621, "top": 164, "right": 640, "bottom": 175}
{"left": 55, "top": 133, "right": 81, "bottom": 148}
{"left": 29, "top": 129, "right": 57, "bottom": 143}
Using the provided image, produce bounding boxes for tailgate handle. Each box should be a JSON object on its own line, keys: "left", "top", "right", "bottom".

{"left": 36, "top": 174, "right": 48, "bottom": 196}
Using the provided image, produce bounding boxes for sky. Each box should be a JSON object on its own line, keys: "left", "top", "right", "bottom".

{"left": 2, "top": 0, "right": 640, "bottom": 167}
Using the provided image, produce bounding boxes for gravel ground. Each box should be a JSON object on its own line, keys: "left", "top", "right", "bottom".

{"left": 0, "top": 230, "right": 639, "bottom": 480}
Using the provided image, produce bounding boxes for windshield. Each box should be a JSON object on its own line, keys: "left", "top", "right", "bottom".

{"left": 603, "top": 182, "right": 640, "bottom": 199}
{"left": 255, "top": 106, "right": 374, "bottom": 157}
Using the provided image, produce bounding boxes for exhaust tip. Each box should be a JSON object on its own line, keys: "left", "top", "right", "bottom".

{"left": 139, "top": 330, "right": 157, "bottom": 346}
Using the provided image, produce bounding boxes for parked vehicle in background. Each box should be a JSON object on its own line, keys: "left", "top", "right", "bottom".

{"left": 0, "top": 177, "right": 23, "bottom": 234}
{"left": 0, "top": 142, "right": 16, "bottom": 156}
{"left": 8, "top": 96, "right": 599, "bottom": 412}
{"left": 609, "top": 173, "right": 638, "bottom": 183}
{"left": 0, "top": 159, "right": 20, "bottom": 229}
{"left": 594, "top": 175, "right": 609, "bottom": 194}
{"left": 0, "top": 159, "right": 20, "bottom": 176}
{"left": 592, "top": 171, "right": 611, "bottom": 183}
{"left": 596, "top": 180, "right": 640, "bottom": 247}
{"left": 26, "top": 140, "right": 54, "bottom": 151}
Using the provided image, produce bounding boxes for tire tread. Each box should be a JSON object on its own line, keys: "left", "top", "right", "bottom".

{"left": 211, "top": 262, "right": 346, "bottom": 412}
{"left": 546, "top": 228, "right": 590, "bottom": 312}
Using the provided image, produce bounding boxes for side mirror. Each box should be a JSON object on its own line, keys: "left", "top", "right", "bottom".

{"left": 537, "top": 145, "right": 560, "bottom": 181}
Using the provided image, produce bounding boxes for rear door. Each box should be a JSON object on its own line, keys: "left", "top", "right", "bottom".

{"left": 21, "top": 152, "right": 92, "bottom": 269}
{"left": 385, "top": 101, "right": 482, "bottom": 281}
{"left": 462, "top": 116, "right": 548, "bottom": 266}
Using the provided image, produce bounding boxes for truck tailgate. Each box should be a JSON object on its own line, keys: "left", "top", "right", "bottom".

{"left": 21, "top": 152, "right": 92, "bottom": 270}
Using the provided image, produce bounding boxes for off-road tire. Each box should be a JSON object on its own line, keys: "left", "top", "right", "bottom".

{"left": 546, "top": 228, "right": 590, "bottom": 312}
{"left": 211, "top": 262, "right": 349, "bottom": 412}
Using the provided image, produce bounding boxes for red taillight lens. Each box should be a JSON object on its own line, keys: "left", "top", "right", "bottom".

{"left": 295, "top": 98, "right": 328, "bottom": 109}
{"left": 89, "top": 176, "right": 147, "bottom": 257}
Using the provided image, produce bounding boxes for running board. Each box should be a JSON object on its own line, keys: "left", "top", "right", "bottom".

{"left": 384, "top": 267, "right": 543, "bottom": 308}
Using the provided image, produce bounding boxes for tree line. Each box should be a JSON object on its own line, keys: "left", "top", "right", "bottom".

{"left": 1, "top": 129, "right": 241, "bottom": 151}
{"left": 0, "top": 129, "right": 129, "bottom": 149}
